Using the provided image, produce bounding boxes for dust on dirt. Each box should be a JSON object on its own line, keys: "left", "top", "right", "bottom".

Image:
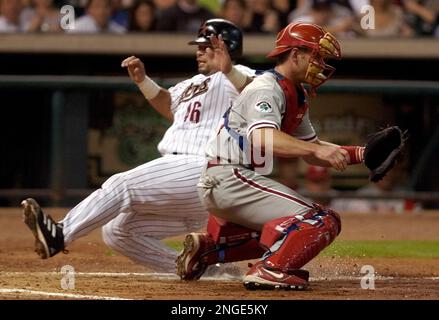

{"left": 1, "top": 208, "right": 438, "bottom": 299}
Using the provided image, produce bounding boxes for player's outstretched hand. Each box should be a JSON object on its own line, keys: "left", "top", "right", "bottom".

{"left": 206, "top": 34, "right": 233, "bottom": 74}
{"left": 121, "top": 56, "right": 146, "bottom": 84}
{"left": 314, "top": 145, "right": 349, "bottom": 171}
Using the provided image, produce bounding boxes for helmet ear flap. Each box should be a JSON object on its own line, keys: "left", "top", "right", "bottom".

{"left": 221, "top": 28, "right": 243, "bottom": 60}
{"left": 220, "top": 30, "right": 233, "bottom": 51}
{"left": 223, "top": 30, "right": 240, "bottom": 52}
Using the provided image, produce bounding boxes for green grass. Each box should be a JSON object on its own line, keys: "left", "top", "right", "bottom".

{"left": 164, "top": 239, "right": 439, "bottom": 259}
{"left": 322, "top": 240, "right": 439, "bottom": 259}
{"left": 165, "top": 240, "right": 184, "bottom": 252}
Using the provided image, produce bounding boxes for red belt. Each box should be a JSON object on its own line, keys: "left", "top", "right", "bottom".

{"left": 207, "top": 160, "right": 222, "bottom": 169}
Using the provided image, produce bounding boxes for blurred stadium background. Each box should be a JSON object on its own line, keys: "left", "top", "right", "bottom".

{"left": 0, "top": 0, "right": 438, "bottom": 209}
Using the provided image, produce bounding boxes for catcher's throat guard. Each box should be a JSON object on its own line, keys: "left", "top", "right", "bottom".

{"left": 304, "top": 32, "right": 340, "bottom": 90}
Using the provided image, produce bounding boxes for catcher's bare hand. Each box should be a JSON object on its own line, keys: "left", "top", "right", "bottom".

{"left": 314, "top": 145, "right": 349, "bottom": 171}
{"left": 206, "top": 34, "right": 233, "bottom": 74}
{"left": 121, "top": 56, "right": 146, "bottom": 84}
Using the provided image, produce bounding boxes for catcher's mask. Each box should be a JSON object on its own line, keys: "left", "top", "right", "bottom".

{"left": 188, "top": 18, "right": 243, "bottom": 60}
{"left": 267, "top": 22, "right": 341, "bottom": 94}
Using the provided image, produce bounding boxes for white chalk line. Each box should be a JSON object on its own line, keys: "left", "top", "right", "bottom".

{"left": 0, "top": 271, "right": 180, "bottom": 279}
{"left": 1, "top": 271, "right": 438, "bottom": 281}
{"left": 1, "top": 273, "right": 437, "bottom": 299}
{"left": 0, "top": 288, "right": 131, "bottom": 300}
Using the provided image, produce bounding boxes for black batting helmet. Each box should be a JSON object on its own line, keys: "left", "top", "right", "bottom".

{"left": 188, "top": 19, "right": 243, "bottom": 60}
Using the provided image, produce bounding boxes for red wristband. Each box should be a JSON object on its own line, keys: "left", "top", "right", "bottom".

{"left": 340, "top": 146, "right": 365, "bottom": 164}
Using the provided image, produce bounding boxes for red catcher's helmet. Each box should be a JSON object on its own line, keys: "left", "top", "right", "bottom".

{"left": 267, "top": 22, "right": 341, "bottom": 92}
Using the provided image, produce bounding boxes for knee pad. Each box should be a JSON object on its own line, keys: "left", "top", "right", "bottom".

{"left": 204, "top": 214, "right": 265, "bottom": 263}
{"left": 207, "top": 214, "right": 260, "bottom": 244}
{"left": 101, "top": 223, "right": 115, "bottom": 247}
{"left": 259, "top": 208, "right": 341, "bottom": 272}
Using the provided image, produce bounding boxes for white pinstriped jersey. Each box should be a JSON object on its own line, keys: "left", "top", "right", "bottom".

{"left": 205, "top": 71, "right": 317, "bottom": 167}
{"left": 158, "top": 65, "right": 256, "bottom": 156}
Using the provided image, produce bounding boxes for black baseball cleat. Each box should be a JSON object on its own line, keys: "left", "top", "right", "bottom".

{"left": 21, "top": 198, "right": 66, "bottom": 259}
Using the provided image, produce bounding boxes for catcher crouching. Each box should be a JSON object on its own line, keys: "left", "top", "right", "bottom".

{"left": 176, "top": 22, "right": 406, "bottom": 290}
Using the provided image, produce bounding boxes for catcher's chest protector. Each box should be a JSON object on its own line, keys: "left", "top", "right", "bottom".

{"left": 260, "top": 208, "right": 341, "bottom": 272}
{"left": 269, "top": 70, "right": 309, "bottom": 135}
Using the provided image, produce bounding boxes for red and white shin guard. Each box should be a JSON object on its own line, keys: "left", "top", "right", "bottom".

{"left": 259, "top": 208, "right": 341, "bottom": 272}
{"left": 242, "top": 208, "right": 341, "bottom": 289}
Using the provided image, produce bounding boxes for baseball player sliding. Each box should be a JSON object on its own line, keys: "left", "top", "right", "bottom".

{"left": 21, "top": 19, "right": 255, "bottom": 272}
{"left": 176, "top": 22, "right": 368, "bottom": 290}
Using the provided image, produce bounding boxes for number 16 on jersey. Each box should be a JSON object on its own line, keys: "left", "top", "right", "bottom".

{"left": 184, "top": 101, "right": 202, "bottom": 123}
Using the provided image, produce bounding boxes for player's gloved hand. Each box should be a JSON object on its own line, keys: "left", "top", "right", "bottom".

{"left": 364, "top": 126, "right": 408, "bottom": 182}
{"left": 121, "top": 56, "right": 146, "bottom": 84}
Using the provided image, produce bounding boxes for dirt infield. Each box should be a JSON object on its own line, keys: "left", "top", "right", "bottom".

{"left": 0, "top": 208, "right": 438, "bottom": 300}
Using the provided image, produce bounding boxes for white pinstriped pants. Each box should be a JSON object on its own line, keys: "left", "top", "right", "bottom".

{"left": 60, "top": 154, "right": 207, "bottom": 272}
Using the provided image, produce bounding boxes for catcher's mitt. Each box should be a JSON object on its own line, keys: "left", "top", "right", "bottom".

{"left": 364, "top": 126, "right": 408, "bottom": 182}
